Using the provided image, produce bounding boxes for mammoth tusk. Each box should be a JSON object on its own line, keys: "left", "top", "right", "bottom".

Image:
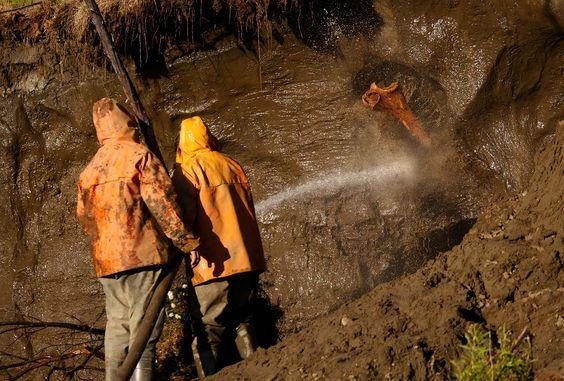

{"left": 381, "top": 82, "right": 399, "bottom": 93}
{"left": 361, "top": 81, "right": 431, "bottom": 147}
{"left": 368, "top": 81, "right": 399, "bottom": 94}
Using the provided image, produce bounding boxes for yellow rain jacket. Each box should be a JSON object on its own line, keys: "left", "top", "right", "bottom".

{"left": 173, "top": 116, "right": 266, "bottom": 285}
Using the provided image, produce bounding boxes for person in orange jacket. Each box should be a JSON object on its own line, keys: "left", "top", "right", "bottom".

{"left": 77, "top": 98, "right": 200, "bottom": 381}
{"left": 172, "top": 116, "right": 266, "bottom": 377}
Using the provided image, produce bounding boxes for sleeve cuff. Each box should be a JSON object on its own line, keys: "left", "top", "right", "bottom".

{"left": 179, "top": 237, "right": 200, "bottom": 253}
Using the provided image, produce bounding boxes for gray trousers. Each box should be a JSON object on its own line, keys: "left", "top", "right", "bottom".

{"left": 99, "top": 267, "right": 165, "bottom": 381}
{"left": 189, "top": 272, "right": 257, "bottom": 348}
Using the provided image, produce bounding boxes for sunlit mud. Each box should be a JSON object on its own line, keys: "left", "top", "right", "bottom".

{"left": 0, "top": 0, "right": 560, "bottom": 349}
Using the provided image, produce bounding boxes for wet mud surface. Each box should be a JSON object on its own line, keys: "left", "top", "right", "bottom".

{"left": 0, "top": 0, "right": 562, "bottom": 379}
{"left": 212, "top": 123, "right": 564, "bottom": 381}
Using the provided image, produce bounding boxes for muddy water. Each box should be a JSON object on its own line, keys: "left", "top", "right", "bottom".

{"left": 0, "top": 0, "right": 561, "bottom": 361}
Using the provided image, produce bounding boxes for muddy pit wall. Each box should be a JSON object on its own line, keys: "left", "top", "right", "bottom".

{"left": 0, "top": 0, "right": 562, "bottom": 363}
{"left": 212, "top": 121, "right": 564, "bottom": 381}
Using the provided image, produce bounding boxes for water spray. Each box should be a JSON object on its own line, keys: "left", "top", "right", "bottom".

{"left": 255, "top": 158, "right": 415, "bottom": 217}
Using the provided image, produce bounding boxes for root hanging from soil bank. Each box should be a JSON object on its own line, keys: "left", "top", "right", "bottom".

{"left": 0, "top": 0, "right": 309, "bottom": 92}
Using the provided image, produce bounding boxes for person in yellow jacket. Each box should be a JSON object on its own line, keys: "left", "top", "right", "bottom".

{"left": 172, "top": 116, "right": 266, "bottom": 377}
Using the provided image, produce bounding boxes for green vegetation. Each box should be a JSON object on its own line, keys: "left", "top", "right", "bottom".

{"left": 452, "top": 324, "right": 533, "bottom": 381}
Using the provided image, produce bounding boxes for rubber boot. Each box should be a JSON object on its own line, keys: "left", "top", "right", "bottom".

{"left": 191, "top": 337, "right": 218, "bottom": 379}
{"left": 235, "top": 323, "right": 258, "bottom": 359}
{"left": 130, "top": 365, "right": 153, "bottom": 381}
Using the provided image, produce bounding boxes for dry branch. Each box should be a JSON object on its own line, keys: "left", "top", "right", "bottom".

{"left": 0, "top": 321, "right": 104, "bottom": 335}
{"left": 0, "top": 319, "right": 104, "bottom": 380}
{"left": 0, "top": 1, "right": 41, "bottom": 14}
{"left": 1, "top": 345, "right": 102, "bottom": 379}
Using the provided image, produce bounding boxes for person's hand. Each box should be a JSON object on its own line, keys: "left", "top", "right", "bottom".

{"left": 189, "top": 250, "right": 200, "bottom": 268}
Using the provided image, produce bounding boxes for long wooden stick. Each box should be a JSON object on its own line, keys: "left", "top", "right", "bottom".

{"left": 83, "top": 0, "right": 164, "bottom": 164}
{"left": 82, "top": 1, "right": 186, "bottom": 380}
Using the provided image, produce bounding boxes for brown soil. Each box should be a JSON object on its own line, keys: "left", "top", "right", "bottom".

{"left": 212, "top": 125, "right": 563, "bottom": 380}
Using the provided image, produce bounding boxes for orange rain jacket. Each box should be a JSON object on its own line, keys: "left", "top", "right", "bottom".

{"left": 172, "top": 116, "right": 266, "bottom": 285}
{"left": 77, "top": 98, "right": 199, "bottom": 278}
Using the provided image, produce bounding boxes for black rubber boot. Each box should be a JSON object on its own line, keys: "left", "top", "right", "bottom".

{"left": 235, "top": 323, "right": 258, "bottom": 359}
{"left": 191, "top": 337, "right": 218, "bottom": 379}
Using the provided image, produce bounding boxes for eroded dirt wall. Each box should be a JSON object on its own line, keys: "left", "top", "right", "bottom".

{"left": 211, "top": 122, "right": 563, "bottom": 381}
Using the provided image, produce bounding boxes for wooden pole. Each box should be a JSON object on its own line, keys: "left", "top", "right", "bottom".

{"left": 83, "top": 0, "right": 164, "bottom": 164}
{"left": 82, "top": 1, "right": 185, "bottom": 380}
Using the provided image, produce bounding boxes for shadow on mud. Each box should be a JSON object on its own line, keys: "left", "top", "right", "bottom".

{"left": 254, "top": 288, "right": 284, "bottom": 348}
{"left": 288, "top": 0, "right": 383, "bottom": 55}
{"left": 421, "top": 218, "right": 477, "bottom": 260}
{"left": 217, "top": 289, "right": 283, "bottom": 369}
{"left": 366, "top": 217, "right": 478, "bottom": 289}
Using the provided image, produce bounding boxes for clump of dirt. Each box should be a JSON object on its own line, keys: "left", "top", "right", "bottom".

{"left": 212, "top": 125, "right": 563, "bottom": 379}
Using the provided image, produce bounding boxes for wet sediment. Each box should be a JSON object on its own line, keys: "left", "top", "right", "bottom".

{"left": 212, "top": 125, "right": 564, "bottom": 380}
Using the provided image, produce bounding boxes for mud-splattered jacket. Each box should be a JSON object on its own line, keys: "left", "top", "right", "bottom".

{"left": 173, "top": 116, "right": 266, "bottom": 286}
{"left": 77, "top": 98, "right": 199, "bottom": 278}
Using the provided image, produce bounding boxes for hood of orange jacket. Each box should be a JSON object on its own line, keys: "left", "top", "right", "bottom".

{"left": 78, "top": 99, "right": 199, "bottom": 277}
{"left": 93, "top": 98, "right": 140, "bottom": 144}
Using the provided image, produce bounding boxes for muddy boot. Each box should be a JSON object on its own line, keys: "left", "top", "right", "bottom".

{"left": 191, "top": 337, "right": 218, "bottom": 378}
{"left": 235, "top": 323, "right": 258, "bottom": 359}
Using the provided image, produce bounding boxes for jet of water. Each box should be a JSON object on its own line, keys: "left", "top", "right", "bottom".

{"left": 255, "top": 158, "right": 415, "bottom": 217}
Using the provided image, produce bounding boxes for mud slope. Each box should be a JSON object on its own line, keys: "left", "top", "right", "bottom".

{"left": 213, "top": 125, "right": 563, "bottom": 380}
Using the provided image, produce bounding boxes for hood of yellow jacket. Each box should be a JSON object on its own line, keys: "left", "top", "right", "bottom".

{"left": 176, "top": 116, "right": 220, "bottom": 163}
